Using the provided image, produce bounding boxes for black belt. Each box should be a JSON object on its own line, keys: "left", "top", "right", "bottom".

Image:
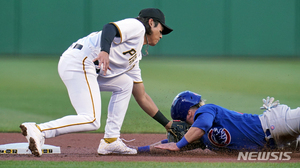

{"left": 94, "top": 60, "right": 100, "bottom": 74}
{"left": 266, "top": 129, "right": 276, "bottom": 149}
{"left": 73, "top": 44, "right": 83, "bottom": 50}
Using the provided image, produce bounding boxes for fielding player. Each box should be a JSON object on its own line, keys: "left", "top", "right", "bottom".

{"left": 20, "top": 8, "right": 173, "bottom": 157}
{"left": 150, "top": 91, "right": 300, "bottom": 153}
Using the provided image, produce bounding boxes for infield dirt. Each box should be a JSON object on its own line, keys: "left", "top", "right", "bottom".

{"left": 0, "top": 133, "right": 299, "bottom": 162}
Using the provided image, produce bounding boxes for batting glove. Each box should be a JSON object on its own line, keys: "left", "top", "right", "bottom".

{"left": 260, "top": 96, "right": 280, "bottom": 111}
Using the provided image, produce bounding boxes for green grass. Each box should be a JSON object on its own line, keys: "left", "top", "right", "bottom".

{"left": 0, "top": 56, "right": 299, "bottom": 133}
{"left": 0, "top": 56, "right": 300, "bottom": 167}
{"left": 0, "top": 160, "right": 299, "bottom": 168}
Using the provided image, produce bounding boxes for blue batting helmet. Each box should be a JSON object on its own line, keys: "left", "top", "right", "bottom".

{"left": 170, "top": 91, "right": 201, "bottom": 121}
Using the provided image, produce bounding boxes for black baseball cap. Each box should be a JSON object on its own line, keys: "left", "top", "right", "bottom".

{"left": 138, "top": 8, "right": 173, "bottom": 35}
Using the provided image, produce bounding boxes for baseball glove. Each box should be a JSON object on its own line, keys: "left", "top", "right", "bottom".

{"left": 167, "top": 120, "right": 206, "bottom": 150}
{"left": 167, "top": 120, "right": 190, "bottom": 142}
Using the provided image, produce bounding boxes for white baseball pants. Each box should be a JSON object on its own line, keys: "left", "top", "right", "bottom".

{"left": 259, "top": 104, "right": 300, "bottom": 148}
{"left": 38, "top": 50, "right": 133, "bottom": 139}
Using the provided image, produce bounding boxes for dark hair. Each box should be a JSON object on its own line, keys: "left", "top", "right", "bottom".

{"left": 135, "top": 17, "right": 160, "bottom": 35}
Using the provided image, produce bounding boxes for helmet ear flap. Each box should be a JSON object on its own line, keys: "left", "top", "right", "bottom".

{"left": 170, "top": 91, "right": 201, "bottom": 121}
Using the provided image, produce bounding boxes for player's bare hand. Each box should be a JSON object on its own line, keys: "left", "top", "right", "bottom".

{"left": 93, "top": 51, "right": 111, "bottom": 76}
{"left": 154, "top": 142, "right": 180, "bottom": 151}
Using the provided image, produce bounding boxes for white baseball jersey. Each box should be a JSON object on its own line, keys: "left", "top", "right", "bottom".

{"left": 68, "top": 18, "right": 145, "bottom": 80}
{"left": 38, "top": 18, "right": 146, "bottom": 140}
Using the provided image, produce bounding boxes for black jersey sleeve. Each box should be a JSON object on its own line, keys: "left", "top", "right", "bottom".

{"left": 100, "top": 23, "right": 120, "bottom": 54}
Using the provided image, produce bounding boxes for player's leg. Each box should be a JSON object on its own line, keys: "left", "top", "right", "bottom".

{"left": 38, "top": 56, "right": 101, "bottom": 138}
{"left": 20, "top": 55, "right": 101, "bottom": 156}
{"left": 266, "top": 105, "right": 300, "bottom": 148}
{"left": 98, "top": 73, "right": 133, "bottom": 138}
{"left": 285, "top": 107, "right": 300, "bottom": 149}
{"left": 286, "top": 107, "right": 300, "bottom": 134}
{"left": 97, "top": 74, "right": 136, "bottom": 154}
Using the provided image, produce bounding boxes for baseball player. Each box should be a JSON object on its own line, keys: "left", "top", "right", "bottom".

{"left": 19, "top": 8, "right": 173, "bottom": 157}
{"left": 152, "top": 91, "right": 300, "bottom": 153}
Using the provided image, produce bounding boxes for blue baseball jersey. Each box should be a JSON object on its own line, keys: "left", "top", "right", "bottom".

{"left": 193, "top": 104, "right": 266, "bottom": 152}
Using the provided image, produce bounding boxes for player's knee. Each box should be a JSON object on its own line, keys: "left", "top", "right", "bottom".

{"left": 122, "top": 78, "right": 133, "bottom": 92}
{"left": 118, "top": 74, "right": 133, "bottom": 91}
{"left": 88, "top": 121, "right": 100, "bottom": 131}
{"left": 93, "top": 119, "right": 101, "bottom": 130}
{"left": 78, "top": 114, "right": 101, "bottom": 130}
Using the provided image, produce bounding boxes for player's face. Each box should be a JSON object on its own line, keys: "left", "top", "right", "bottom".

{"left": 186, "top": 109, "right": 196, "bottom": 125}
{"left": 146, "top": 20, "right": 163, "bottom": 46}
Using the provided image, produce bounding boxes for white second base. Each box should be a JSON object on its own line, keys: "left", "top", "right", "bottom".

{"left": 0, "top": 143, "right": 61, "bottom": 154}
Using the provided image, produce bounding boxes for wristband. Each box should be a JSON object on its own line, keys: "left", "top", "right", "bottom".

{"left": 138, "top": 145, "right": 150, "bottom": 153}
{"left": 176, "top": 137, "right": 189, "bottom": 149}
{"left": 161, "top": 139, "right": 168, "bottom": 144}
{"left": 152, "top": 110, "right": 169, "bottom": 127}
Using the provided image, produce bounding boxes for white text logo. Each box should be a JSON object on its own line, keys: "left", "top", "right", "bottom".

{"left": 237, "top": 152, "right": 292, "bottom": 161}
